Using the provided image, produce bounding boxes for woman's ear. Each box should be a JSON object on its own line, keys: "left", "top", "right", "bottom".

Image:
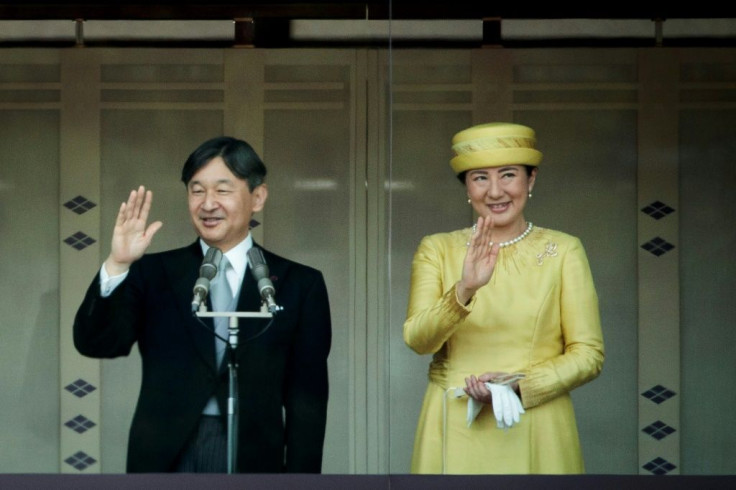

{"left": 528, "top": 168, "right": 538, "bottom": 194}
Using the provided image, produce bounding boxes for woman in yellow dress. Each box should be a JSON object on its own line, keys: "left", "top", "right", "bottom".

{"left": 404, "top": 122, "right": 605, "bottom": 474}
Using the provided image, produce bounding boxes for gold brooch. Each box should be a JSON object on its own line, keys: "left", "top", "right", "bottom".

{"left": 537, "top": 242, "right": 558, "bottom": 265}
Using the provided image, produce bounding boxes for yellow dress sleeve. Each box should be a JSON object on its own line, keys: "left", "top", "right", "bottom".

{"left": 519, "top": 238, "right": 605, "bottom": 408}
{"left": 403, "top": 234, "right": 476, "bottom": 355}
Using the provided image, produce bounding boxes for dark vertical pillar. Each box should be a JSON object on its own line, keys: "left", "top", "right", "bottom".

{"left": 482, "top": 17, "right": 502, "bottom": 47}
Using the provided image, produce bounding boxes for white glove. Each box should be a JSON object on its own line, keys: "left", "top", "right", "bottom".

{"left": 466, "top": 395, "right": 483, "bottom": 427}
{"left": 486, "top": 382, "right": 525, "bottom": 430}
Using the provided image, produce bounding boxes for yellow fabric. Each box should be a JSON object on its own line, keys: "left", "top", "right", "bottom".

{"left": 450, "top": 122, "right": 543, "bottom": 174}
{"left": 451, "top": 122, "right": 536, "bottom": 148}
{"left": 403, "top": 226, "right": 604, "bottom": 474}
{"left": 450, "top": 147, "right": 543, "bottom": 174}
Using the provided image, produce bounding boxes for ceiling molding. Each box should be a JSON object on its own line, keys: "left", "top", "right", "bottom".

{"left": 0, "top": 3, "right": 734, "bottom": 21}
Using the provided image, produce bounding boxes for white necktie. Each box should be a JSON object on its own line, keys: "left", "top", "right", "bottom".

{"left": 210, "top": 255, "right": 233, "bottom": 367}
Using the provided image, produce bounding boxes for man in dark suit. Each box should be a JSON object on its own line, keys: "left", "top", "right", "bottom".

{"left": 73, "top": 136, "right": 331, "bottom": 473}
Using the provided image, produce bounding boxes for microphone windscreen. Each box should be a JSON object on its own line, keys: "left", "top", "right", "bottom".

{"left": 200, "top": 247, "right": 222, "bottom": 280}
{"left": 247, "top": 247, "right": 269, "bottom": 279}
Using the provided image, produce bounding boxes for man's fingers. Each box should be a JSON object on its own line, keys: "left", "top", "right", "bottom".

{"left": 145, "top": 221, "right": 163, "bottom": 239}
{"left": 139, "top": 189, "right": 154, "bottom": 221}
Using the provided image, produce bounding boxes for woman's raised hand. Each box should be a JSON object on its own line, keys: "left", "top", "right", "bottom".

{"left": 456, "top": 216, "right": 499, "bottom": 305}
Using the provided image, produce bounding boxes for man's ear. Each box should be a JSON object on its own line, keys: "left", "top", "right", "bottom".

{"left": 252, "top": 183, "right": 268, "bottom": 212}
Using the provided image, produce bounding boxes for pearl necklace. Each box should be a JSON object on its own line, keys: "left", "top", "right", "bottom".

{"left": 472, "top": 221, "right": 534, "bottom": 248}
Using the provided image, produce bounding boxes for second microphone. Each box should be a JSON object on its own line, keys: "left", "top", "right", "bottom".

{"left": 248, "top": 247, "right": 282, "bottom": 314}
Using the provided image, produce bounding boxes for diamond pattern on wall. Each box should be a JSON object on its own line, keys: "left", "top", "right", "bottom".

{"left": 64, "top": 379, "right": 97, "bottom": 398}
{"left": 63, "top": 195, "right": 97, "bottom": 215}
{"left": 64, "top": 414, "right": 97, "bottom": 434}
{"left": 641, "top": 384, "right": 677, "bottom": 404}
{"left": 642, "top": 456, "right": 677, "bottom": 475}
{"left": 641, "top": 237, "right": 675, "bottom": 257}
{"left": 63, "top": 232, "right": 97, "bottom": 251}
{"left": 641, "top": 200, "right": 675, "bottom": 220}
{"left": 64, "top": 451, "right": 97, "bottom": 471}
{"left": 642, "top": 420, "right": 677, "bottom": 440}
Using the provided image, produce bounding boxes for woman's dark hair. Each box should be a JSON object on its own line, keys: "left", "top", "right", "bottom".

{"left": 456, "top": 165, "right": 535, "bottom": 184}
{"left": 181, "top": 136, "right": 267, "bottom": 191}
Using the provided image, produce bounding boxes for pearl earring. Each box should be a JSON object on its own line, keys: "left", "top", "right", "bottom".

{"left": 467, "top": 198, "right": 471, "bottom": 204}
{"left": 528, "top": 191, "right": 533, "bottom": 199}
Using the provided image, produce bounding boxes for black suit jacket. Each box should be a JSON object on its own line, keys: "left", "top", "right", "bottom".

{"left": 73, "top": 241, "right": 331, "bottom": 473}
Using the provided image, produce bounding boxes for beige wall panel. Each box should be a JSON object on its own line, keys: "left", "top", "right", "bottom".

{"left": 637, "top": 49, "right": 681, "bottom": 475}
{"left": 678, "top": 52, "right": 736, "bottom": 475}
{"left": 368, "top": 50, "right": 389, "bottom": 474}
{"left": 0, "top": 108, "right": 61, "bottom": 473}
{"left": 59, "top": 49, "right": 104, "bottom": 474}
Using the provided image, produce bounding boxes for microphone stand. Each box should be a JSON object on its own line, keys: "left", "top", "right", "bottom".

{"left": 196, "top": 305, "right": 272, "bottom": 474}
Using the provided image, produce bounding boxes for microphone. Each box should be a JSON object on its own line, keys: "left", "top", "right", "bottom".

{"left": 247, "top": 247, "right": 282, "bottom": 314}
{"left": 191, "top": 246, "right": 223, "bottom": 312}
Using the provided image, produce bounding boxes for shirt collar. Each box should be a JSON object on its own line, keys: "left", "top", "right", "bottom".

{"left": 199, "top": 235, "right": 252, "bottom": 282}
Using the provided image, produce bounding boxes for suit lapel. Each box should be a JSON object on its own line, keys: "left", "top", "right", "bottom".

{"left": 164, "top": 241, "right": 219, "bottom": 372}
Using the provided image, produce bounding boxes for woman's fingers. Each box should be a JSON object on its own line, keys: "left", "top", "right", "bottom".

{"left": 465, "top": 375, "right": 491, "bottom": 403}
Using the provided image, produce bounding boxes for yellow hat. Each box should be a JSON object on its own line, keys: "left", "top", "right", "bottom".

{"left": 450, "top": 122, "right": 543, "bottom": 174}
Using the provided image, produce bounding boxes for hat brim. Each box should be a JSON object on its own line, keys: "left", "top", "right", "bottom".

{"left": 450, "top": 148, "right": 542, "bottom": 174}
